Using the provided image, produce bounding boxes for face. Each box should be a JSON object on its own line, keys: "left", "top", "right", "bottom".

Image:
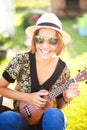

{"left": 35, "top": 28, "right": 59, "bottom": 60}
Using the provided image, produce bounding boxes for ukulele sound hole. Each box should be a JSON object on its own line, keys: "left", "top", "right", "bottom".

{"left": 24, "top": 105, "right": 31, "bottom": 117}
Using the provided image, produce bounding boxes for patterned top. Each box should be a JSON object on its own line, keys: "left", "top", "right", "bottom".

{"left": 2, "top": 52, "right": 70, "bottom": 110}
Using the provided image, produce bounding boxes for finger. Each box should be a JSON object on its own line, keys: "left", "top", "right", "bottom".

{"left": 37, "top": 98, "right": 47, "bottom": 105}
{"left": 35, "top": 102, "right": 46, "bottom": 109}
{"left": 69, "top": 84, "right": 80, "bottom": 90}
{"left": 38, "top": 91, "right": 48, "bottom": 96}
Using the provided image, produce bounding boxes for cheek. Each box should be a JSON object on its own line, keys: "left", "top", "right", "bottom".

{"left": 35, "top": 43, "right": 41, "bottom": 51}
{"left": 52, "top": 44, "right": 59, "bottom": 52}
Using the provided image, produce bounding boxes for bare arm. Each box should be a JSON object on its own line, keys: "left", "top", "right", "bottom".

{"left": 0, "top": 76, "right": 48, "bottom": 109}
{"left": 0, "top": 76, "right": 30, "bottom": 102}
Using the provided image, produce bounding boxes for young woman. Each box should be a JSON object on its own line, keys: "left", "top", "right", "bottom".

{"left": 0, "top": 13, "right": 80, "bottom": 130}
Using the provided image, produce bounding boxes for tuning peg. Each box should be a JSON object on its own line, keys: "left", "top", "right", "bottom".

{"left": 85, "top": 81, "right": 87, "bottom": 84}
{"left": 78, "top": 70, "right": 81, "bottom": 72}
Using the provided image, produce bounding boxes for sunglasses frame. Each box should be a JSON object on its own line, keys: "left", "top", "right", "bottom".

{"left": 35, "top": 35, "right": 58, "bottom": 45}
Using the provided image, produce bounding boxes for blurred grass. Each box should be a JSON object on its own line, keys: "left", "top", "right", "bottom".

{"left": 58, "top": 17, "right": 87, "bottom": 130}
{"left": 0, "top": 0, "right": 87, "bottom": 129}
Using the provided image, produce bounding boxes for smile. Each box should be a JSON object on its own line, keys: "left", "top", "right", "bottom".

{"left": 41, "top": 49, "right": 51, "bottom": 54}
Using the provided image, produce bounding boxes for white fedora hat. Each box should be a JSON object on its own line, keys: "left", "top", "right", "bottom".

{"left": 25, "top": 12, "right": 72, "bottom": 45}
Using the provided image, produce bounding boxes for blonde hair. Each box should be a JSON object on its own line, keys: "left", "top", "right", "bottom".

{"left": 30, "top": 29, "right": 65, "bottom": 56}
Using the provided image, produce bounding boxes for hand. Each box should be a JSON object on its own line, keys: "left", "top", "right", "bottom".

{"left": 27, "top": 90, "right": 48, "bottom": 109}
{"left": 63, "top": 82, "right": 80, "bottom": 102}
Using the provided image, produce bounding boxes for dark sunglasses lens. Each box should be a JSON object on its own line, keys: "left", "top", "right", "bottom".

{"left": 49, "top": 38, "right": 58, "bottom": 45}
{"left": 35, "top": 36, "right": 44, "bottom": 43}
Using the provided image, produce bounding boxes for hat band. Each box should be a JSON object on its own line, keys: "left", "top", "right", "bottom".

{"left": 37, "top": 22, "right": 61, "bottom": 29}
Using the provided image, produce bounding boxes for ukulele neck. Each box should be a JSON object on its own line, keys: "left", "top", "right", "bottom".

{"left": 48, "top": 78, "right": 76, "bottom": 100}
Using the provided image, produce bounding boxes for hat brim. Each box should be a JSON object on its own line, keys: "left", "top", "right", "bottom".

{"left": 25, "top": 25, "right": 72, "bottom": 45}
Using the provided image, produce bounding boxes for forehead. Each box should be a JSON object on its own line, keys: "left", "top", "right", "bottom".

{"left": 38, "top": 28, "right": 57, "bottom": 36}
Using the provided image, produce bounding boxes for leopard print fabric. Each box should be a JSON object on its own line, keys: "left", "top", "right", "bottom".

{"left": 5, "top": 52, "right": 32, "bottom": 93}
{"left": 50, "top": 66, "right": 70, "bottom": 92}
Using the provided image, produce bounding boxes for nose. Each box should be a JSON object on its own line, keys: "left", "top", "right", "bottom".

{"left": 42, "top": 39, "right": 49, "bottom": 48}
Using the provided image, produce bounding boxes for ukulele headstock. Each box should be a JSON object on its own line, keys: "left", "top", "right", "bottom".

{"left": 75, "top": 67, "right": 87, "bottom": 82}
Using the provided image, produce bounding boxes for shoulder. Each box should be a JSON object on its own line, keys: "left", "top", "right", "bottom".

{"left": 59, "top": 58, "right": 69, "bottom": 67}
{"left": 9, "top": 51, "right": 30, "bottom": 64}
{"left": 15, "top": 51, "right": 30, "bottom": 60}
{"left": 58, "top": 58, "right": 70, "bottom": 78}
{"left": 5, "top": 51, "right": 31, "bottom": 73}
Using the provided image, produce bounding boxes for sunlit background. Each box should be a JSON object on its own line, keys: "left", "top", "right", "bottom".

{"left": 0, "top": 0, "right": 87, "bottom": 129}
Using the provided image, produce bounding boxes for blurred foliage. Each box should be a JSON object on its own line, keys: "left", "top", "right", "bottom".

{"left": 22, "top": 11, "right": 41, "bottom": 29}
{"left": 0, "top": 35, "right": 11, "bottom": 61}
{"left": 77, "top": 12, "right": 87, "bottom": 29}
{"left": 0, "top": 35, "right": 11, "bottom": 47}
{"left": 15, "top": 0, "right": 50, "bottom": 9}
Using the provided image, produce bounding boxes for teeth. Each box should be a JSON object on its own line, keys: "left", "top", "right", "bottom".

{"left": 41, "top": 50, "right": 50, "bottom": 54}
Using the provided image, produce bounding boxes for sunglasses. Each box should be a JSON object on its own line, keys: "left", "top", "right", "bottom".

{"left": 35, "top": 35, "right": 58, "bottom": 45}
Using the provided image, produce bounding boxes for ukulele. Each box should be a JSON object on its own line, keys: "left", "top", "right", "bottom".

{"left": 19, "top": 68, "right": 87, "bottom": 125}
